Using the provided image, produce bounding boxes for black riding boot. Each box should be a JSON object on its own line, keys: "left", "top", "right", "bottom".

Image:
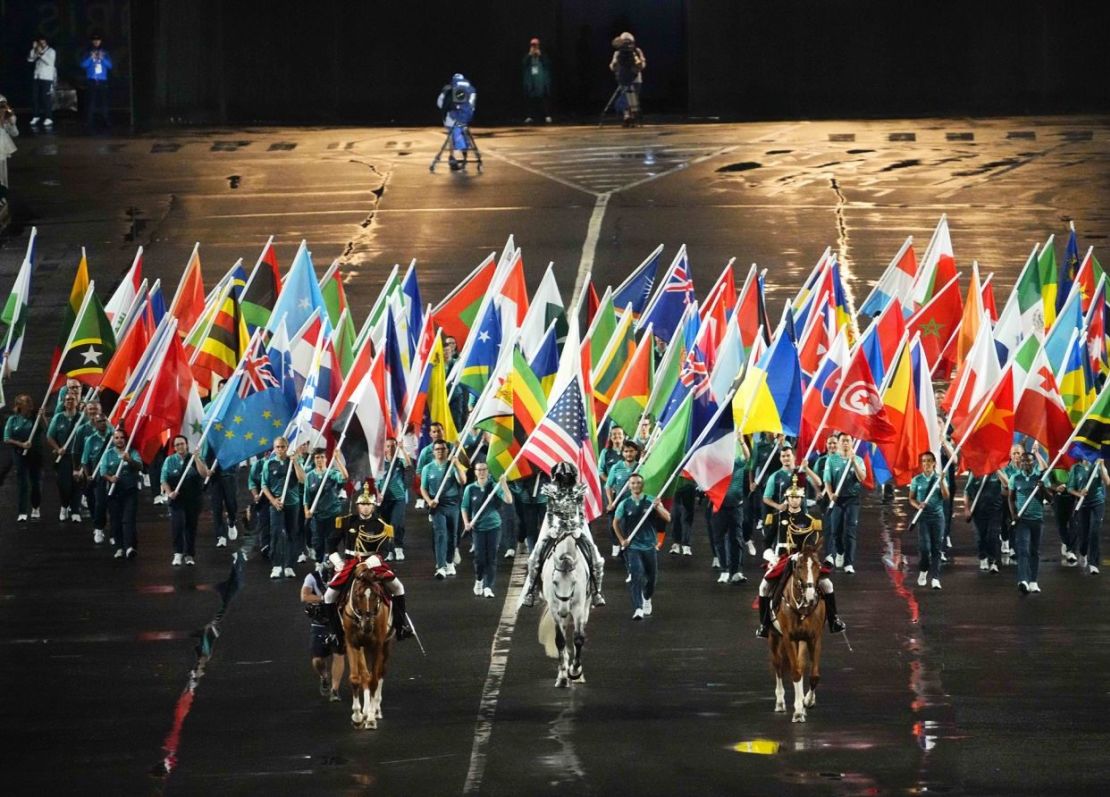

{"left": 756, "top": 596, "right": 772, "bottom": 638}
{"left": 325, "top": 602, "right": 345, "bottom": 649}
{"left": 824, "top": 592, "right": 846, "bottom": 633}
{"left": 392, "top": 594, "right": 413, "bottom": 640}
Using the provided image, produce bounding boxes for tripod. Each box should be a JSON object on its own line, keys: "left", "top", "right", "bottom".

{"left": 598, "top": 83, "right": 640, "bottom": 127}
{"left": 430, "top": 123, "right": 483, "bottom": 173}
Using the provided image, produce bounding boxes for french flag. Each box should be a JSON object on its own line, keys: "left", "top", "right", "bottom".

{"left": 682, "top": 404, "right": 735, "bottom": 510}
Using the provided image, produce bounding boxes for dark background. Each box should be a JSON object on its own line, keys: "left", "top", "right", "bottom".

{"left": 1, "top": 0, "right": 1107, "bottom": 127}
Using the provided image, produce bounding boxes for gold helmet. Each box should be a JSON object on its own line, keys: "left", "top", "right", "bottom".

{"left": 355, "top": 484, "right": 378, "bottom": 506}
{"left": 784, "top": 475, "right": 805, "bottom": 499}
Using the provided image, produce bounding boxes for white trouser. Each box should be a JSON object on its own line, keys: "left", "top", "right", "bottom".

{"left": 324, "top": 575, "right": 404, "bottom": 605}
{"left": 759, "top": 575, "right": 833, "bottom": 597}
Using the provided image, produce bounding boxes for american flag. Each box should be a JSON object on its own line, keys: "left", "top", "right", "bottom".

{"left": 238, "top": 344, "right": 279, "bottom": 397}
{"left": 521, "top": 375, "right": 604, "bottom": 521}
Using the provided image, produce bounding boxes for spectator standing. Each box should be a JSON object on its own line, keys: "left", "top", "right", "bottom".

{"left": 27, "top": 37, "right": 57, "bottom": 128}
{"left": 80, "top": 34, "right": 113, "bottom": 130}
{"left": 522, "top": 37, "right": 552, "bottom": 123}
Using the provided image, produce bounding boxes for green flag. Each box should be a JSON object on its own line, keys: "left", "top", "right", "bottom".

{"left": 638, "top": 392, "right": 692, "bottom": 499}
{"left": 587, "top": 291, "right": 616, "bottom": 373}
{"left": 56, "top": 282, "right": 117, "bottom": 387}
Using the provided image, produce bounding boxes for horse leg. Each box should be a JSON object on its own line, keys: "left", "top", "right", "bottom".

{"left": 348, "top": 650, "right": 366, "bottom": 727}
{"left": 805, "top": 635, "right": 822, "bottom": 708}
{"left": 569, "top": 629, "right": 586, "bottom": 681}
{"left": 554, "top": 623, "right": 569, "bottom": 688}
{"left": 791, "top": 641, "right": 807, "bottom": 723}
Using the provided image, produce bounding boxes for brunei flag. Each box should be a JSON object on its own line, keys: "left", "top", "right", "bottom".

{"left": 187, "top": 284, "right": 249, "bottom": 396}
{"left": 54, "top": 281, "right": 116, "bottom": 388}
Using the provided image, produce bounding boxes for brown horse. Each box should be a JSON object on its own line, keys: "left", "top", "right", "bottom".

{"left": 769, "top": 546, "right": 826, "bottom": 722}
{"left": 341, "top": 562, "right": 394, "bottom": 729}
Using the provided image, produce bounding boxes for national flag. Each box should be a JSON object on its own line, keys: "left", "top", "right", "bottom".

{"left": 105, "top": 247, "right": 144, "bottom": 329}
{"left": 981, "top": 275, "right": 998, "bottom": 323}
{"left": 658, "top": 306, "right": 701, "bottom": 425}
{"left": 1044, "top": 281, "right": 1084, "bottom": 376}
{"left": 798, "top": 328, "right": 850, "bottom": 455}
{"left": 645, "top": 311, "right": 688, "bottom": 424}
{"left": 169, "top": 244, "right": 206, "bottom": 340}
{"left": 241, "top": 237, "right": 281, "bottom": 332}
{"left": 226, "top": 260, "right": 248, "bottom": 301}
{"left": 425, "top": 333, "right": 458, "bottom": 443}
{"left": 383, "top": 309, "right": 409, "bottom": 431}
{"left": 906, "top": 273, "right": 962, "bottom": 374}
{"left": 1057, "top": 224, "right": 1081, "bottom": 315}
{"left": 332, "top": 308, "right": 358, "bottom": 377}
{"left": 518, "top": 264, "right": 565, "bottom": 359}
{"left": 606, "top": 325, "right": 655, "bottom": 434}
{"left": 1084, "top": 276, "right": 1108, "bottom": 379}
{"left": 944, "top": 319, "right": 1001, "bottom": 438}
{"left": 819, "top": 345, "right": 896, "bottom": 444}
{"left": 344, "top": 351, "right": 389, "bottom": 478}
{"left": 856, "top": 298, "right": 905, "bottom": 387}
{"left": 54, "top": 283, "right": 117, "bottom": 388}
{"left": 1058, "top": 330, "right": 1096, "bottom": 424}
{"left": 528, "top": 321, "right": 560, "bottom": 395}
{"left": 735, "top": 266, "right": 771, "bottom": 353}
{"left": 638, "top": 391, "right": 693, "bottom": 500}
{"left": 859, "top": 236, "right": 917, "bottom": 318}
{"left": 637, "top": 245, "right": 694, "bottom": 342}
{"left": 586, "top": 280, "right": 601, "bottom": 328}
{"left": 585, "top": 287, "right": 617, "bottom": 374}
{"left": 682, "top": 405, "right": 736, "bottom": 509}
{"left": 98, "top": 294, "right": 155, "bottom": 396}
{"left": 1074, "top": 246, "right": 1106, "bottom": 315}
{"left": 614, "top": 245, "right": 662, "bottom": 320}
{"left": 497, "top": 248, "right": 530, "bottom": 343}
{"left": 1068, "top": 380, "right": 1110, "bottom": 461}
{"left": 108, "top": 317, "right": 174, "bottom": 426}
{"left": 429, "top": 252, "right": 497, "bottom": 346}
{"left": 591, "top": 305, "right": 636, "bottom": 418}
{"left": 732, "top": 321, "right": 803, "bottom": 437}
{"left": 401, "top": 261, "right": 424, "bottom": 356}
{"left": 960, "top": 364, "right": 1015, "bottom": 477}
{"left": 708, "top": 305, "right": 743, "bottom": 404}
{"left": 1038, "top": 237, "right": 1059, "bottom": 329}
{"left": 910, "top": 215, "right": 957, "bottom": 308}
{"left": 1012, "top": 336, "right": 1072, "bottom": 457}
{"left": 320, "top": 260, "right": 348, "bottom": 328}
{"left": 1013, "top": 237, "right": 1056, "bottom": 335}
{"left": 1, "top": 227, "right": 36, "bottom": 385}
{"left": 267, "top": 240, "right": 327, "bottom": 336}
{"left": 181, "top": 382, "right": 206, "bottom": 450}
{"left": 132, "top": 332, "right": 194, "bottom": 462}
{"left": 186, "top": 284, "right": 249, "bottom": 395}
{"left": 955, "top": 263, "right": 985, "bottom": 372}
{"left": 51, "top": 248, "right": 91, "bottom": 375}
{"left": 457, "top": 300, "right": 502, "bottom": 398}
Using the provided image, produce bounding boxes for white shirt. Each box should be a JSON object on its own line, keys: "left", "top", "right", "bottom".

{"left": 28, "top": 46, "right": 57, "bottom": 82}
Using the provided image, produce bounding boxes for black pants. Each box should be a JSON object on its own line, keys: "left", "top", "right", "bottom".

{"left": 109, "top": 488, "right": 138, "bottom": 550}
{"left": 381, "top": 497, "right": 406, "bottom": 550}
{"left": 55, "top": 454, "right": 82, "bottom": 516}
{"left": 249, "top": 495, "right": 271, "bottom": 554}
{"left": 86, "top": 81, "right": 109, "bottom": 127}
{"left": 671, "top": 487, "right": 695, "bottom": 546}
{"left": 208, "top": 471, "right": 238, "bottom": 539}
{"left": 524, "top": 95, "right": 550, "bottom": 120}
{"left": 170, "top": 499, "right": 201, "bottom": 556}
{"left": 710, "top": 503, "right": 743, "bottom": 575}
{"left": 32, "top": 79, "right": 53, "bottom": 121}
{"left": 515, "top": 502, "right": 545, "bottom": 552}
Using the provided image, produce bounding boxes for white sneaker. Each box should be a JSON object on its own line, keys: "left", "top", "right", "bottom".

{"left": 611, "top": 545, "right": 621, "bottom": 558}
{"left": 835, "top": 554, "right": 844, "bottom": 568}
{"left": 1066, "top": 552, "right": 1078, "bottom": 566}
{"left": 945, "top": 536, "right": 953, "bottom": 549}
{"left": 216, "top": 536, "right": 228, "bottom": 548}
{"left": 93, "top": 529, "right": 105, "bottom": 544}
{"left": 844, "top": 564, "right": 855, "bottom": 574}
{"left": 717, "top": 572, "right": 730, "bottom": 584}
{"left": 747, "top": 540, "right": 757, "bottom": 557}
{"left": 395, "top": 548, "right": 405, "bottom": 562}
{"left": 917, "top": 571, "right": 927, "bottom": 587}
{"left": 1029, "top": 581, "right": 1041, "bottom": 593}
{"left": 153, "top": 494, "right": 166, "bottom": 505}
{"left": 43, "top": 119, "right": 53, "bottom": 128}
{"left": 730, "top": 572, "right": 747, "bottom": 584}
{"left": 473, "top": 580, "right": 482, "bottom": 596}
{"left": 296, "top": 552, "right": 307, "bottom": 563}
{"left": 126, "top": 547, "right": 137, "bottom": 559}
{"left": 70, "top": 513, "right": 81, "bottom": 524}
{"left": 632, "top": 608, "right": 644, "bottom": 621}
{"left": 669, "top": 543, "right": 681, "bottom": 555}
{"left": 483, "top": 587, "right": 495, "bottom": 599}
{"left": 385, "top": 551, "right": 394, "bottom": 561}
{"left": 270, "top": 566, "right": 282, "bottom": 579}
{"left": 184, "top": 556, "right": 195, "bottom": 566}
{"left": 434, "top": 568, "right": 446, "bottom": 580}
{"left": 979, "top": 558, "right": 989, "bottom": 571}
{"left": 989, "top": 563, "right": 999, "bottom": 573}
{"left": 711, "top": 556, "right": 720, "bottom": 569}
{"left": 308, "top": 549, "right": 317, "bottom": 562}
{"left": 1090, "top": 565, "right": 1100, "bottom": 575}
{"left": 114, "top": 548, "right": 124, "bottom": 559}
{"left": 59, "top": 508, "right": 69, "bottom": 522}
{"left": 283, "top": 567, "right": 296, "bottom": 578}
{"left": 1060, "top": 543, "right": 1068, "bottom": 556}
{"left": 172, "top": 553, "right": 183, "bottom": 566}
{"left": 453, "top": 550, "right": 462, "bottom": 565}
{"left": 625, "top": 573, "right": 631, "bottom": 583}
{"left": 228, "top": 525, "right": 238, "bottom": 541}
{"left": 109, "top": 537, "right": 116, "bottom": 547}
{"left": 29, "top": 117, "right": 39, "bottom": 125}
{"left": 446, "top": 563, "right": 457, "bottom": 576}
{"left": 931, "top": 578, "right": 942, "bottom": 590}
{"left": 504, "top": 547, "right": 515, "bottom": 559}
{"left": 1019, "top": 581, "right": 1030, "bottom": 594}
{"left": 682, "top": 545, "right": 693, "bottom": 556}
{"left": 642, "top": 598, "right": 653, "bottom": 616}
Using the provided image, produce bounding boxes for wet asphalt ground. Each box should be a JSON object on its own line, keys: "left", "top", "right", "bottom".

{"left": 1, "top": 117, "right": 1109, "bottom": 795}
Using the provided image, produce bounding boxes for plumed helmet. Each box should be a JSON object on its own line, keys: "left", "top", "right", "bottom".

{"left": 784, "top": 475, "right": 805, "bottom": 499}
{"left": 356, "top": 484, "right": 378, "bottom": 506}
{"left": 552, "top": 461, "right": 578, "bottom": 489}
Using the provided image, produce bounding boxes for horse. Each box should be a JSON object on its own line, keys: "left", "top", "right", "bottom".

{"left": 341, "top": 561, "right": 394, "bottom": 729}
{"left": 537, "top": 531, "right": 592, "bottom": 688}
{"left": 769, "top": 545, "right": 826, "bottom": 722}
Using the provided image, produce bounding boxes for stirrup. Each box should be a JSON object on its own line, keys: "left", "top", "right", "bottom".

{"left": 829, "top": 617, "right": 846, "bottom": 633}
{"left": 755, "top": 624, "right": 769, "bottom": 638}
{"left": 592, "top": 592, "right": 606, "bottom": 607}
{"left": 395, "top": 624, "right": 413, "bottom": 640}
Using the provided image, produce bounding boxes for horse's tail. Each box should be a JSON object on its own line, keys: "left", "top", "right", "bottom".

{"left": 538, "top": 607, "right": 559, "bottom": 658}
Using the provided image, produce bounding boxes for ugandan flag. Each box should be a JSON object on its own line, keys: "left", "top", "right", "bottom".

{"left": 54, "top": 281, "right": 116, "bottom": 388}
{"left": 187, "top": 284, "right": 249, "bottom": 396}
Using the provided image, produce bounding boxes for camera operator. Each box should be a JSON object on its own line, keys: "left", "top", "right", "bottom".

{"left": 436, "top": 73, "right": 477, "bottom": 171}
{"left": 27, "top": 36, "right": 57, "bottom": 129}
{"left": 80, "top": 33, "right": 113, "bottom": 131}
{"left": 609, "top": 32, "right": 646, "bottom": 127}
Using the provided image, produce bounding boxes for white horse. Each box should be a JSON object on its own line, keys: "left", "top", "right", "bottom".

{"left": 537, "top": 532, "right": 592, "bottom": 687}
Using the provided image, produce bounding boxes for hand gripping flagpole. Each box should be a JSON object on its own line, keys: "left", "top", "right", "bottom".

{"left": 1071, "top": 461, "right": 1104, "bottom": 514}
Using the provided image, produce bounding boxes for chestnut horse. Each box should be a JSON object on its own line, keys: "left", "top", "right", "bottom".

{"left": 769, "top": 546, "right": 826, "bottom": 722}
{"left": 341, "top": 562, "right": 394, "bottom": 729}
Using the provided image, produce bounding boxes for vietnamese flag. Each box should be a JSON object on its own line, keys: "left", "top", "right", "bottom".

{"left": 960, "top": 365, "right": 1015, "bottom": 477}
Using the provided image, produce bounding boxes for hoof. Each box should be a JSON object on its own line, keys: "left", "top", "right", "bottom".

{"left": 363, "top": 717, "right": 378, "bottom": 730}
{"left": 555, "top": 676, "right": 569, "bottom": 688}
{"left": 774, "top": 702, "right": 786, "bottom": 713}
{"left": 804, "top": 692, "right": 816, "bottom": 708}
{"left": 792, "top": 712, "right": 806, "bottom": 723}
{"left": 569, "top": 666, "right": 583, "bottom": 680}
{"left": 351, "top": 712, "right": 363, "bottom": 726}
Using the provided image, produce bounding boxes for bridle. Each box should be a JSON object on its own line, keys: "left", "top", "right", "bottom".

{"left": 344, "top": 565, "right": 383, "bottom": 631}
{"left": 786, "top": 549, "right": 820, "bottom": 618}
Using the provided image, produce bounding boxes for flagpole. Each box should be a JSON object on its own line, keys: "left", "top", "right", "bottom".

{"left": 966, "top": 473, "right": 989, "bottom": 517}
{"left": 307, "top": 434, "right": 350, "bottom": 515}
{"left": 1071, "top": 461, "right": 1104, "bottom": 513}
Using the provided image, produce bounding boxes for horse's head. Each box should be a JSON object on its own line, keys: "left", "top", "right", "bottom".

{"left": 790, "top": 548, "right": 822, "bottom": 611}
{"left": 347, "top": 562, "right": 383, "bottom": 627}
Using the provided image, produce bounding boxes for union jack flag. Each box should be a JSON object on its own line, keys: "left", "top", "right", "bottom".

{"left": 679, "top": 347, "right": 710, "bottom": 397}
{"left": 238, "top": 345, "right": 279, "bottom": 397}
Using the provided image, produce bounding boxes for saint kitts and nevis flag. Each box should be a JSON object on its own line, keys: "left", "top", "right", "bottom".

{"left": 50, "top": 247, "right": 91, "bottom": 375}
{"left": 52, "top": 282, "right": 117, "bottom": 389}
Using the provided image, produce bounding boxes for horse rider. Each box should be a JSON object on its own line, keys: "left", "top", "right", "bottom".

{"left": 520, "top": 461, "right": 606, "bottom": 608}
{"left": 756, "top": 477, "right": 846, "bottom": 638}
{"left": 322, "top": 487, "right": 413, "bottom": 644}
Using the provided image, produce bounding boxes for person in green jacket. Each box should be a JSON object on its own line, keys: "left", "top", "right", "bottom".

{"left": 4, "top": 393, "right": 43, "bottom": 521}
{"left": 46, "top": 392, "right": 83, "bottom": 522}
{"left": 461, "top": 462, "right": 512, "bottom": 597}
{"left": 522, "top": 37, "right": 552, "bottom": 124}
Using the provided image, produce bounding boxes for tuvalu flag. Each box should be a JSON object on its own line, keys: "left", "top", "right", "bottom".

{"left": 53, "top": 281, "right": 117, "bottom": 389}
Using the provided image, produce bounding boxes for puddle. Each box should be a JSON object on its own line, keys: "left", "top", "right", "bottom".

{"left": 716, "top": 162, "right": 761, "bottom": 173}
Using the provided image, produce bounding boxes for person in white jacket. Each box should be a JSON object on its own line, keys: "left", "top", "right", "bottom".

{"left": 27, "top": 36, "right": 57, "bottom": 128}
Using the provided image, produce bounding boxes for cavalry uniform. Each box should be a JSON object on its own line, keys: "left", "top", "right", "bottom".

{"left": 755, "top": 494, "right": 845, "bottom": 637}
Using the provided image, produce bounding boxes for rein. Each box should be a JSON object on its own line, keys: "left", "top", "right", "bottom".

{"left": 786, "top": 554, "right": 820, "bottom": 618}
{"left": 345, "top": 570, "right": 383, "bottom": 629}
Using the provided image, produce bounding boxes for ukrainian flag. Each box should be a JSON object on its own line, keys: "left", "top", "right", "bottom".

{"left": 732, "top": 325, "right": 802, "bottom": 436}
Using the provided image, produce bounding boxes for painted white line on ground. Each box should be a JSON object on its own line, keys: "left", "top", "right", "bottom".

{"left": 462, "top": 550, "right": 530, "bottom": 795}
{"left": 572, "top": 193, "right": 611, "bottom": 309}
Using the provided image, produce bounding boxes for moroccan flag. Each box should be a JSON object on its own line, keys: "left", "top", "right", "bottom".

{"left": 607, "top": 328, "right": 654, "bottom": 434}
{"left": 187, "top": 285, "right": 249, "bottom": 395}
{"left": 54, "top": 283, "right": 117, "bottom": 388}
{"left": 906, "top": 273, "right": 962, "bottom": 375}
{"left": 51, "top": 248, "right": 91, "bottom": 375}
{"left": 241, "top": 237, "right": 281, "bottom": 332}
{"left": 169, "top": 244, "right": 206, "bottom": 340}
{"left": 429, "top": 252, "right": 497, "bottom": 346}
{"left": 1068, "top": 380, "right": 1110, "bottom": 461}
{"left": 820, "top": 346, "right": 896, "bottom": 444}
{"left": 960, "top": 365, "right": 1015, "bottom": 477}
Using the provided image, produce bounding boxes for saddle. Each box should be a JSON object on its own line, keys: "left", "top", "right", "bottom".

{"left": 537, "top": 534, "right": 598, "bottom": 594}
{"left": 769, "top": 558, "right": 795, "bottom": 617}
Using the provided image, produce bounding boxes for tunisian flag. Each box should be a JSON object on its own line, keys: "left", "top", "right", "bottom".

{"left": 820, "top": 347, "right": 897, "bottom": 444}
